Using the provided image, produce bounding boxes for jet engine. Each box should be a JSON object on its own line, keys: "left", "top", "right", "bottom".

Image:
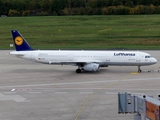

{"left": 83, "top": 63, "right": 100, "bottom": 72}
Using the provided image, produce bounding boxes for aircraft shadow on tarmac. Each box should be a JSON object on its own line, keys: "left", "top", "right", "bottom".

{"left": 10, "top": 66, "right": 159, "bottom": 75}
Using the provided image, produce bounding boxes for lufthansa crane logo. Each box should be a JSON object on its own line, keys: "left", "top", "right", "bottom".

{"left": 15, "top": 36, "right": 23, "bottom": 46}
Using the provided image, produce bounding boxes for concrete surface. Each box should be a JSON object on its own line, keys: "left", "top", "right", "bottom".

{"left": 0, "top": 50, "right": 160, "bottom": 120}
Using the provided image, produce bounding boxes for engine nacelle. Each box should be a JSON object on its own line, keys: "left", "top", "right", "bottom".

{"left": 83, "top": 63, "right": 100, "bottom": 72}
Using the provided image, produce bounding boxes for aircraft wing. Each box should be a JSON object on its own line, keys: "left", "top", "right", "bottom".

{"left": 49, "top": 60, "right": 103, "bottom": 65}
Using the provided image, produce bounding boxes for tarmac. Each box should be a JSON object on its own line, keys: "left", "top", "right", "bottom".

{"left": 0, "top": 50, "right": 160, "bottom": 120}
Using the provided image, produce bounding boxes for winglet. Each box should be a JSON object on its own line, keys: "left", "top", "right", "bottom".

{"left": 11, "top": 30, "right": 34, "bottom": 51}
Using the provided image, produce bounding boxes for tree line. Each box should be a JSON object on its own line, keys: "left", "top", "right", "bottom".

{"left": 0, "top": 0, "right": 160, "bottom": 16}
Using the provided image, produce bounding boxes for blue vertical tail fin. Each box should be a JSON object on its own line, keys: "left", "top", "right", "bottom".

{"left": 11, "top": 30, "right": 34, "bottom": 51}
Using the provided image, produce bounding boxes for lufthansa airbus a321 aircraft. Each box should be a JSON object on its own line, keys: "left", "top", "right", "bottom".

{"left": 10, "top": 30, "right": 157, "bottom": 73}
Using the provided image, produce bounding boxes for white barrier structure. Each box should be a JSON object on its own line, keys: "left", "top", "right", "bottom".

{"left": 118, "top": 92, "right": 160, "bottom": 120}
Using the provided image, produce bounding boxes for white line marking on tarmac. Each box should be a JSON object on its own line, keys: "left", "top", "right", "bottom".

{"left": 80, "top": 92, "right": 93, "bottom": 94}
{"left": 29, "top": 92, "right": 42, "bottom": 94}
{"left": 3, "top": 88, "right": 160, "bottom": 92}
{"left": 54, "top": 92, "right": 67, "bottom": 94}
{"left": 0, "top": 77, "right": 159, "bottom": 88}
{"left": 11, "top": 89, "right": 15, "bottom": 91}
{"left": 79, "top": 90, "right": 93, "bottom": 92}
{"left": 106, "top": 92, "right": 117, "bottom": 94}
{"left": 102, "top": 88, "right": 160, "bottom": 91}
{"left": 3, "top": 92, "right": 17, "bottom": 94}
{"left": 0, "top": 93, "right": 28, "bottom": 102}
{"left": 132, "top": 93, "right": 145, "bottom": 95}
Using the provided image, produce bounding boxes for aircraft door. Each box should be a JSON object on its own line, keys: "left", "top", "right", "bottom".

{"left": 136, "top": 53, "right": 141, "bottom": 62}
{"left": 106, "top": 55, "right": 110, "bottom": 62}
{"left": 69, "top": 54, "right": 73, "bottom": 61}
{"left": 31, "top": 52, "right": 35, "bottom": 61}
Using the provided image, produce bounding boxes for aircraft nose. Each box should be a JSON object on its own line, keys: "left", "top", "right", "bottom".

{"left": 153, "top": 58, "right": 157, "bottom": 64}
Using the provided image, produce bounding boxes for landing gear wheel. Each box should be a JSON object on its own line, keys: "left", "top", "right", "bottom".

{"left": 76, "top": 69, "right": 81, "bottom": 73}
{"left": 138, "top": 69, "right": 141, "bottom": 73}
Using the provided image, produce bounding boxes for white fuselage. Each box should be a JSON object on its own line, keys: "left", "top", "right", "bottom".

{"left": 10, "top": 50, "right": 157, "bottom": 67}
{"left": 10, "top": 30, "right": 158, "bottom": 73}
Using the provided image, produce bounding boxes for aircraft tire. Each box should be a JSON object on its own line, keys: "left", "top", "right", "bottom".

{"left": 138, "top": 69, "right": 141, "bottom": 73}
{"left": 76, "top": 69, "right": 81, "bottom": 73}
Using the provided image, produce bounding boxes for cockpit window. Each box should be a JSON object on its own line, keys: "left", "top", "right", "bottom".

{"left": 145, "top": 56, "right": 151, "bottom": 58}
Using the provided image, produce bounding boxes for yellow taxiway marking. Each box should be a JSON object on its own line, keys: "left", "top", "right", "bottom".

{"left": 130, "top": 72, "right": 140, "bottom": 74}
{"left": 74, "top": 93, "right": 93, "bottom": 120}
{"left": 74, "top": 74, "right": 131, "bottom": 120}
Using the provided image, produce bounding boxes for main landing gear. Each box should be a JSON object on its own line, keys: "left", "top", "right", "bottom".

{"left": 138, "top": 66, "right": 141, "bottom": 73}
{"left": 76, "top": 69, "right": 81, "bottom": 73}
{"left": 76, "top": 65, "right": 84, "bottom": 73}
